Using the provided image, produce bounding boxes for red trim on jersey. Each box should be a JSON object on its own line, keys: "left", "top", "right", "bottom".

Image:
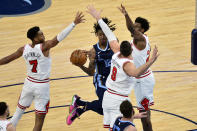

{"left": 149, "top": 102, "right": 154, "bottom": 106}
{"left": 103, "top": 124, "right": 110, "bottom": 128}
{"left": 136, "top": 71, "right": 151, "bottom": 79}
{"left": 142, "top": 69, "right": 150, "bottom": 75}
{"left": 107, "top": 89, "right": 128, "bottom": 97}
{"left": 28, "top": 76, "right": 49, "bottom": 81}
{"left": 137, "top": 102, "right": 154, "bottom": 111}
{"left": 35, "top": 110, "right": 47, "bottom": 114}
{"left": 108, "top": 88, "right": 116, "bottom": 92}
{"left": 17, "top": 103, "right": 28, "bottom": 110}
{"left": 35, "top": 101, "right": 50, "bottom": 114}
{"left": 27, "top": 78, "right": 49, "bottom": 83}
{"left": 45, "top": 101, "right": 50, "bottom": 113}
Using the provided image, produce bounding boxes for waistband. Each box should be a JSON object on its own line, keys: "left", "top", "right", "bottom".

{"left": 27, "top": 76, "right": 50, "bottom": 83}
{"left": 107, "top": 88, "right": 128, "bottom": 97}
{"left": 136, "top": 69, "right": 152, "bottom": 79}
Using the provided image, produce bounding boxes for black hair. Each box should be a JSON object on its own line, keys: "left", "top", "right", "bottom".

{"left": 93, "top": 17, "right": 116, "bottom": 34}
{"left": 27, "top": 26, "right": 40, "bottom": 41}
{"left": 135, "top": 17, "right": 150, "bottom": 32}
{"left": 0, "top": 102, "right": 7, "bottom": 116}
{"left": 120, "top": 100, "right": 134, "bottom": 118}
{"left": 120, "top": 41, "right": 132, "bottom": 57}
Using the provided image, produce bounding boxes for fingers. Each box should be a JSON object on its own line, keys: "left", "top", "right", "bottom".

{"left": 75, "top": 11, "right": 86, "bottom": 24}
{"left": 117, "top": 7, "right": 122, "bottom": 12}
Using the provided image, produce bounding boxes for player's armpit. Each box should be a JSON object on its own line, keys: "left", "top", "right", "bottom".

{"left": 109, "top": 40, "right": 120, "bottom": 53}
{"left": 0, "top": 46, "right": 23, "bottom": 65}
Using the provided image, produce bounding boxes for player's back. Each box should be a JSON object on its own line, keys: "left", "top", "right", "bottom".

{"left": 23, "top": 44, "right": 51, "bottom": 80}
{"left": 131, "top": 35, "right": 152, "bottom": 78}
{"left": 113, "top": 117, "right": 135, "bottom": 131}
{"left": 106, "top": 52, "right": 134, "bottom": 96}
{"left": 0, "top": 120, "right": 10, "bottom": 131}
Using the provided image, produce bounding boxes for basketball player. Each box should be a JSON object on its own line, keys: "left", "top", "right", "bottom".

{"left": 118, "top": 4, "right": 155, "bottom": 131}
{"left": 113, "top": 100, "right": 136, "bottom": 131}
{"left": 0, "top": 102, "right": 15, "bottom": 131}
{"left": 67, "top": 17, "right": 115, "bottom": 126}
{"left": 86, "top": 5, "right": 159, "bottom": 130}
{"left": 0, "top": 12, "right": 85, "bottom": 131}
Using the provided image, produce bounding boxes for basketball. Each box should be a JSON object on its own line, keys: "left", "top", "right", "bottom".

{"left": 70, "top": 49, "right": 87, "bottom": 66}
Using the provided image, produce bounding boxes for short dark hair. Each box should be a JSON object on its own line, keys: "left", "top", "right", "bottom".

{"left": 135, "top": 17, "right": 150, "bottom": 32}
{"left": 0, "top": 102, "right": 7, "bottom": 116}
{"left": 120, "top": 41, "right": 132, "bottom": 57}
{"left": 27, "top": 26, "right": 40, "bottom": 41}
{"left": 120, "top": 100, "right": 134, "bottom": 118}
{"left": 93, "top": 17, "right": 116, "bottom": 34}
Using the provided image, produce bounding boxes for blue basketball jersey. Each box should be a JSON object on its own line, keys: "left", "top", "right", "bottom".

{"left": 113, "top": 117, "right": 135, "bottom": 131}
{"left": 93, "top": 42, "right": 113, "bottom": 89}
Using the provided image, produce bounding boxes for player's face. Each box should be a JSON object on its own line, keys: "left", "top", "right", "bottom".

{"left": 36, "top": 30, "right": 45, "bottom": 43}
{"left": 96, "top": 30, "right": 107, "bottom": 45}
{"left": 134, "top": 22, "right": 144, "bottom": 33}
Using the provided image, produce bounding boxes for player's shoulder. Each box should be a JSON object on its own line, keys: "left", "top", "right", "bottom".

{"left": 7, "top": 123, "right": 15, "bottom": 131}
{"left": 124, "top": 125, "right": 137, "bottom": 131}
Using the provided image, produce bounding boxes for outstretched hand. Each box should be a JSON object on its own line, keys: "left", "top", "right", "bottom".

{"left": 118, "top": 4, "right": 127, "bottom": 16}
{"left": 86, "top": 5, "right": 102, "bottom": 21}
{"left": 74, "top": 11, "right": 85, "bottom": 25}
{"left": 150, "top": 45, "right": 160, "bottom": 63}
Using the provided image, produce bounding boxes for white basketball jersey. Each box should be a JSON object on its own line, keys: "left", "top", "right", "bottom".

{"left": 131, "top": 35, "right": 152, "bottom": 78}
{"left": 22, "top": 44, "right": 51, "bottom": 80}
{"left": 106, "top": 52, "right": 134, "bottom": 96}
{"left": 0, "top": 120, "right": 10, "bottom": 131}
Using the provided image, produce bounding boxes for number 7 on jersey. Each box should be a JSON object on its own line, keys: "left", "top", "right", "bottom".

{"left": 29, "top": 60, "right": 38, "bottom": 73}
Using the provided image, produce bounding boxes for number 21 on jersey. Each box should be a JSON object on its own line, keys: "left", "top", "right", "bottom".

{"left": 111, "top": 66, "right": 117, "bottom": 81}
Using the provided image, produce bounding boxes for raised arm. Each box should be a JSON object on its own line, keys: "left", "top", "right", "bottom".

{"left": 118, "top": 4, "right": 146, "bottom": 50}
{"left": 42, "top": 12, "right": 85, "bottom": 51}
{"left": 87, "top": 5, "right": 120, "bottom": 53}
{"left": 118, "top": 4, "right": 142, "bottom": 37}
{"left": 0, "top": 46, "right": 23, "bottom": 65}
{"left": 123, "top": 45, "right": 159, "bottom": 77}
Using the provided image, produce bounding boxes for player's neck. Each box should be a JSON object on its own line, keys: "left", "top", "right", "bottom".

{"left": 98, "top": 41, "right": 107, "bottom": 50}
{"left": 31, "top": 41, "right": 39, "bottom": 47}
{"left": 121, "top": 117, "right": 133, "bottom": 122}
{"left": 0, "top": 115, "right": 7, "bottom": 120}
{"left": 119, "top": 54, "right": 129, "bottom": 59}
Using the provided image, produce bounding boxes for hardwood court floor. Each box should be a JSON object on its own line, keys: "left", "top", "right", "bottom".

{"left": 0, "top": 0, "right": 196, "bottom": 130}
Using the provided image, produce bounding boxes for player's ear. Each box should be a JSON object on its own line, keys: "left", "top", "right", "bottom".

{"left": 141, "top": 28, "right": 145, "bottom": 33}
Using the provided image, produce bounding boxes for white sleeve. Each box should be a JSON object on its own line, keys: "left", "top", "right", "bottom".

{"left": 98, "top": 19, "right": 117, "bottom": 42}
{"left": 57, "top": 22, "right": 75, "bottom": 42}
